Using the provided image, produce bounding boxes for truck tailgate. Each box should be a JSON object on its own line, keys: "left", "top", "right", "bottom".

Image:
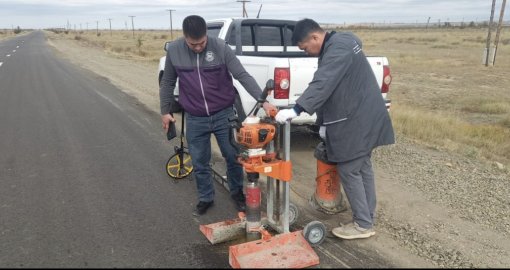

{"left": 288, "top": 58, "right": 318, "bottom": 105}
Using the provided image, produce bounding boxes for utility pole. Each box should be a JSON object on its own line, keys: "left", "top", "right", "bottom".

{"left": 484, "top": 0, "right": 497, "bottom": 66}
{"left": 108, "top": 18, "right": 113, "bottom": 36}
{"left": 96, "top": 20, "right": 99, "bottom": 36}
{"left": 426, "top": 17, "right": 431, "bottom": 29}
{"left": 237, "top": 0, "right": 250, "bottom": 18}
{"left": 166, "top": 9, "right": 175, "bottom": 40}
{"left": 86, "top": 22, "right": 89, "bottom": 31}
{"left": 129, "top": 15, "right": 136, "bottom": 38}
{"left": 492, "top": 0, "right": 507, "bottom": 65}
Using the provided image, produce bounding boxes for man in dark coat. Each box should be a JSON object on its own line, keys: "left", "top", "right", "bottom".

{"left": 275, "top": 18, "right": 395, "bottom": 239}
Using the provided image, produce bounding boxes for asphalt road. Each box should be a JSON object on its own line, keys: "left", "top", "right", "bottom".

{"left": 0, "top": 31, "right": 241, "bottom": 268}
{"left": 0, "top": 31, "right": 394, "bottom": 268}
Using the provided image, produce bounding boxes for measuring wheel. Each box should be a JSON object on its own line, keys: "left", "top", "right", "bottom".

{"left": 302, "top": 221, "right": 326, "bottom": 246}
{"left": 166, "top": 150, "right": 193, "bottom": 179}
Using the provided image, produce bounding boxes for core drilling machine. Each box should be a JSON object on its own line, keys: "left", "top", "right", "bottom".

{"left": 199, "top": 79, "right": 327, "bottom": 269}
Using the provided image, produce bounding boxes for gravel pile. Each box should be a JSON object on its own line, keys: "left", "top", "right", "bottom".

{"left": 371, "top": 135, "right": 509, "bottom": 267}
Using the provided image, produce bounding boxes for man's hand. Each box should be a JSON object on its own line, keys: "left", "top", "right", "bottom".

{"left": 275, "top": 109, "right": 298, "bottom": 124}
{"left": 262, "top": 102, "right": 278, "bottom": 117}
{"left": 161, "top": 113, "right": 176, "bottom": 133}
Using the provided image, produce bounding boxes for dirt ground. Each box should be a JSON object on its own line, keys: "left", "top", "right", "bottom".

{"left": 45, "top": 33, "right": 509, "bottom": 268}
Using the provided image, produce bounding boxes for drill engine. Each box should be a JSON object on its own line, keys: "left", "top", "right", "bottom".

{"left": 236, "top": 116, "right": 276, "bottom": 158}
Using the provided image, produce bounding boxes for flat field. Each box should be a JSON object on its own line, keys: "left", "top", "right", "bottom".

{"left": 43, "top": 26, "right": 510, "bottom": 167}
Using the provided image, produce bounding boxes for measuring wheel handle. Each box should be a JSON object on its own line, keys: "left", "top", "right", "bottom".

{"left": 302, "top": 221, "right": 327, "bottom": 246}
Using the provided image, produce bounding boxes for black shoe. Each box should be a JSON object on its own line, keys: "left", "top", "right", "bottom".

{"left": 192, "top": 201, "right": 214, "bottom": 216}
{"left": 231, "top": 192, "right": 246, "bottom": 212}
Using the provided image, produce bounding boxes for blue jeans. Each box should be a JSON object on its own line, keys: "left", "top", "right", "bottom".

{"left": 185, "top": 107, "right": 244, "bottom": 203}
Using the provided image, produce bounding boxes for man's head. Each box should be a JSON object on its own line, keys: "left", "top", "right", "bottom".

{"left": 291, "top": 19, "right": 325, "bottom": 56}
{"left": 182, "top": 15, "right": 207, "bottom": 53}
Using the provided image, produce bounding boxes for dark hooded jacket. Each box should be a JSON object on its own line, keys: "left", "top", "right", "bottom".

{"left": 296, "top": 31, "right": 395, "bottom": 162}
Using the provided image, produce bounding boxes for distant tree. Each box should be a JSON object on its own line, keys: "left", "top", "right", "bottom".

{"left": 13, "top": 26, "right": 21, "bottom": 34}
{"left": 469, "top": 21, "right": 476, "bottom": 28}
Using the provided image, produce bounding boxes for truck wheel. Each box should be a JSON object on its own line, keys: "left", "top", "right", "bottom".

{"left": 234, "top": 93, "right": 246, "bottom": 122}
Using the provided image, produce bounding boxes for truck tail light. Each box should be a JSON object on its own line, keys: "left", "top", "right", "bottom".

{"left": 274, "top": 68, "right": 290, "bottom": 99}
{"left": 381, "top": 65, "right": 392, "bottom": 94}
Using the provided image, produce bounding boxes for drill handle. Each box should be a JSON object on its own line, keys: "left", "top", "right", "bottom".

{"left": 250, "top": 79, "right": 275, "bottom": 117}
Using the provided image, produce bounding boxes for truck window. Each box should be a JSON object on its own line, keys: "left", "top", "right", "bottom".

{"left": 257, "top": 26, "right": 281, "bottom": 46}
{"left": 226, "top": 21, "right": 306, "bottom": 56}
{"left": 207, "top": 27, "right": 221, "bottom": 39}
{"left": 227, "top": 25, "right": 253, "bottom": 46}
{"left": 230, "top": 24, "right": 295, "bottom": 46}
{"left": 207, "top": 23, "right": 223, "bottom": 39}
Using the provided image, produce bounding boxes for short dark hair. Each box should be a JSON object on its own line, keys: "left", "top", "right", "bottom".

{"left": 182, "top": 15, "right": 206, "bottom": 39}
{"left": 291, "top": 18, "right": 324, "bottom": 45}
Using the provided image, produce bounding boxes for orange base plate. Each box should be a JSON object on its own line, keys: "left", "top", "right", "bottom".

{"left": 229, "top": 230, "right": 319, "bottom": 269}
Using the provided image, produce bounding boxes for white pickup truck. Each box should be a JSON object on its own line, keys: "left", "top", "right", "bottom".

{"left": 158, "top": 18, "right": 392, "bottom": 125}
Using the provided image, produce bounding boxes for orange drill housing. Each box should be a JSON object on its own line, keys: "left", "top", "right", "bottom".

{"left": 236, "top": 123, "right": 275, "bottom": 149}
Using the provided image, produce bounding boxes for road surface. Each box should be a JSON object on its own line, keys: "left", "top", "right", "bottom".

{"left": 0, "top": 31, "right": 393, "bottom": 268}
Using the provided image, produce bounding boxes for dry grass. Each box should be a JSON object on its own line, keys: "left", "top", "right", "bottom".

{"left": 350, "top": 27, "right": 510, "bottom": 165}
{"left": 47, "top": 29, "right": 181, "bottom": 63}
{"left": 45, "top": 27, "right": 510, "bottom": 166}
{"left": 0, "top": 29, "right": 25, "bottom": 40}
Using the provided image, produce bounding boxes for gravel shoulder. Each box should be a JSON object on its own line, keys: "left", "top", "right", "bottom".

{"left": 46, "top": 32, "right": 510, "bottom": 268}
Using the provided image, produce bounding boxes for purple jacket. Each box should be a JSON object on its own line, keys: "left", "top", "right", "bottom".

{"left": 159, "top": 36, "right": 262, "bottom": 116}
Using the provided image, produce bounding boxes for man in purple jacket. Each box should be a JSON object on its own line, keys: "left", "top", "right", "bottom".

{"left": 160, "top": 15, "right": 276, "bottom": 216}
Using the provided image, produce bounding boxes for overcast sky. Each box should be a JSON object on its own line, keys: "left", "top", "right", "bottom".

{"left": 0, "top": 0, "right": 508, "bottom": 30}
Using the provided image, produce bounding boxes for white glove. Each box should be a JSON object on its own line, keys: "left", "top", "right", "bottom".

{"left": 275, "top": 109, "right": 298, "bottom": 124}
{"left": 319, "top": 125, "right": 326, "bottom": 140}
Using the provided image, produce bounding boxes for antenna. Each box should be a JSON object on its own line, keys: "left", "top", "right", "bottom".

{"left": 256, "top": 4, "right": 263, "bottom": 18}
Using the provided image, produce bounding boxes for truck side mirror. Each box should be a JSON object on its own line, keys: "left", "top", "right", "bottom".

{"left": 164, "top": 41, "right": 171, "bottom": 52}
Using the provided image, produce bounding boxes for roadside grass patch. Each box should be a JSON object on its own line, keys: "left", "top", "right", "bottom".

{"left": 392, "top": 104, "right": 510, "bottom": 161}
{"left": 461, "top": 99, "right": 510, "bottom": 114}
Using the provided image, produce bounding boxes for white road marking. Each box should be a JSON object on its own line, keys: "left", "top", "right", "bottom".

{"left": 0, "top": 62, "right": 3, "bottom": 67}
{"left": 12, "top": 50, "right": 16, "bottom": 52}
{"left": 6, "top": 54, "right": 10, "bottom": 57}
{"left": 16, "top": 46, "right": 19, "bottom": 48}
{"left": 95, "top": 91, "right": 122, "bottom": 111}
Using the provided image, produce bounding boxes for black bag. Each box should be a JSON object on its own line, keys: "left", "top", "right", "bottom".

{"left": 166, "top": 120, "right": 177, "bottom": 141}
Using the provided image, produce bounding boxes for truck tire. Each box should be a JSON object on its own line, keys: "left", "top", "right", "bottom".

{"left": 234, "top": 93, "right": 246, "bottom": 122}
